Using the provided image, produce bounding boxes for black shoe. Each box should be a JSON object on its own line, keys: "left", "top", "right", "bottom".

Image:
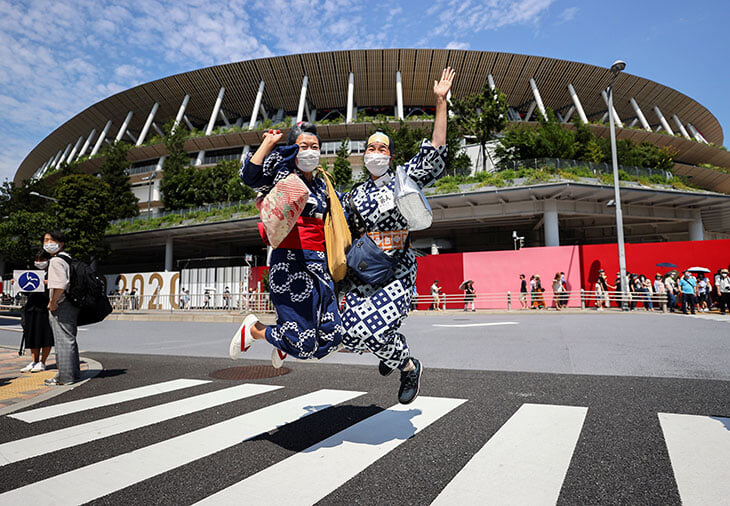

{"left": 378, "top": 361, "right": 394, "bottom": 377}
{"left": 398, "top": 358, "right": 423, "bottom": 405}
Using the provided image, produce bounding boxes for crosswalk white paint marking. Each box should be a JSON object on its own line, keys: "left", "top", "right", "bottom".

{"left": 0, "top": 389, "right": 364, "bottom": 505}
{"left": 9, "top": 379, "right": 211, "bottom": 423}
{"left": 433, "top": 322, "right": 519, "bottom": 328}
{"left": 432, "top": 403, "right": 587, "bottom": 505}
{"left": 0, "top": 383, "right": 280, "bottom": 466}
{"left": 196, "top": 396, "right": 466, "bottom": 506}
{"left": 659, "top": 412, "right": 730, "bottom": 506}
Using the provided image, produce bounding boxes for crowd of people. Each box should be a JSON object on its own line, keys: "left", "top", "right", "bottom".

{"left": 593, "top": 267, "right": 730, "bottom": 314}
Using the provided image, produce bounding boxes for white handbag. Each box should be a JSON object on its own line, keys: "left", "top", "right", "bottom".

{"left": 393, "top": 166, "right": 433, "bottom": 231}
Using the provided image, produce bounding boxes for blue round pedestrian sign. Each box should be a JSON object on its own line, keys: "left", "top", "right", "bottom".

{"left": 18, "top": 271, "right": 42, "bottom": 292}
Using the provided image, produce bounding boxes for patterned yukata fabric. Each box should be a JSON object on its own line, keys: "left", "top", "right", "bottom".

{"left": 241, "top": 147, "right": 344, "bottom": 360}
{"left": 341, "top": 139, "right": 447, "bottom": 370}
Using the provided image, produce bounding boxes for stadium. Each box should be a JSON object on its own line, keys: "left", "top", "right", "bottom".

{"left": 11, "top": 49, "right": 730, "bottom": 282}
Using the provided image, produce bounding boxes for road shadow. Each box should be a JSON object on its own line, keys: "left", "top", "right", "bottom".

{"left": 95, "top": 368, "right": 127, "bottom": 379}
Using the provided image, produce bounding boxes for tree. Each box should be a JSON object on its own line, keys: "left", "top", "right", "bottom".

{"left": 451, "top": 83, "right": 509, "bottom": 172}
{"left": 445, "top": 117, "right": 472, "bottom": 177}
{"left": 0, "top": 210, "right": 54, "bottom": 267}
{"left": 333, "top": 140, "right": 353, "bottom": 188}
{"left": 54, "top": 174, "right": 112, "bottom": 261}
{"left": 98, "top": 141, "right": 139, "bottom": 219}
{"left": 160, "top": 120, "right": 191, "bottom": 209}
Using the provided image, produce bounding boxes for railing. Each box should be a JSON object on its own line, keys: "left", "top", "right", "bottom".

{"left": 105, "top": 289, "right": 714, "bottom": 314}
{"left": 109, "top": 199, "right": 255, "bottom": 226}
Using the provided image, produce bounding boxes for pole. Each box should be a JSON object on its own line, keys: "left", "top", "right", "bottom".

{"left": 608, "top": 75, "right": 628, "bottom": 310}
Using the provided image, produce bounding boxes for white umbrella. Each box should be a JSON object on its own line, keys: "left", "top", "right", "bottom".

{"left": 458, "top": 279, "right": 473, "bottom": 290}
{"left": 686, "top": 267, "right": 710, "bottom": 273}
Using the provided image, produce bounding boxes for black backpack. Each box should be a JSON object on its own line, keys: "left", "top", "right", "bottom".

{"left": 58, "top": 253, "right": 112, "bottom": 325}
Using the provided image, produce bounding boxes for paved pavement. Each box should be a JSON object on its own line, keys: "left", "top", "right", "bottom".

{"left": 0, "top": 311, "right": 728, "bottom": 504}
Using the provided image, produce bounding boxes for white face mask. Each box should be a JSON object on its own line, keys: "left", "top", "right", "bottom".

{"left": 296, "top": 149, "right": 320, "bottom": 173}
{"left": 363, "top": 153, "right": 391, "bottom": 177}
{"left": 34, "top": 261, "right": 49, "bottom": 269}
{"left": 43, "top": 242, "right": 60, "bottom": 254}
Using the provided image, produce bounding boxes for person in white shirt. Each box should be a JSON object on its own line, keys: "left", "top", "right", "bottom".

{"left": 430, "top": 280, "right": 442, "bottom": 311}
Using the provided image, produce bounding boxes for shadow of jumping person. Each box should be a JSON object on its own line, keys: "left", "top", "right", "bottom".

{"left": 249, "top": 403, "right": 420, "bottom": 452}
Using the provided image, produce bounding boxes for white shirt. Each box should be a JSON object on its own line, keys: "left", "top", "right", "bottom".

{"left": 48, "top": 254, "right": 70, "bottom": 303}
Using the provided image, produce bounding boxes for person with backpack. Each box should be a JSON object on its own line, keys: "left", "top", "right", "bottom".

{"left": 44, "top": 230, "right": 80, "bottom": 386}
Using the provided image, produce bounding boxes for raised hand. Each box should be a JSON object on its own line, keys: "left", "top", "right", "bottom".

{"left": 262, "top": 129, "right": 283, "bottom": 146}
{"left": 434, "top": 67, "right": 456, "bottom": 101}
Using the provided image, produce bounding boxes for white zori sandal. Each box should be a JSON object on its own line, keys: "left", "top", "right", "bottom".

{"left": 229, "top": 314, "right": 259, "bottom": 360}
{"left": 271, "top": 348, "right": 287, "bottom": 369}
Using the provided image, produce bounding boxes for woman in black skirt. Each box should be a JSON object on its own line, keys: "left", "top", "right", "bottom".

{"left": 20, "top": 251, "right": 54, "bottom": 373}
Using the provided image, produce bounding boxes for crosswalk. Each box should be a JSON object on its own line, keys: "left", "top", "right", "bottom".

{"left": 1, "top": 378, "right": 728, "bottom": 504}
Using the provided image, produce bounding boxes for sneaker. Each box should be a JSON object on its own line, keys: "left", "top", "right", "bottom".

{"left": 398, "top": 358, "right": 423, "bottom": 405}
{"left": 378, "top": 361, "right": 395, "bottom": 377}
{"left": 229, "top": 314, "right": 259, "bottom": 360}
{"left": 20, "top": 361, "right": 36, "bottom": 373}
{"left": 271, "top": 348, "right": 287, "bottom": 369}
{"left": 44, "top": 377, "right": 65, "bottom": 386}
{"left": 31, "top": 362, "right": 46, "bottom": 372}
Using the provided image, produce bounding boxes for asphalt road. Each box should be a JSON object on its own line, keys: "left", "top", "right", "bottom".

{"left": 0, "top": 312, "right": 728, "bottom": 504}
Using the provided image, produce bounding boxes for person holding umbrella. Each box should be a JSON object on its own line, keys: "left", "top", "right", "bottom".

{"left": 460, "top": 280, "right": 476, "bottom": 312}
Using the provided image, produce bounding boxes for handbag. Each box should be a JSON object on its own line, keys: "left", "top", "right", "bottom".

{"left": 346, "top": 189, "right": 408, "bottom": 286}
{"left": 393, "top": 165, "right": 432, "bottom": 231}
{"left": 256, "top": 172, "right": 310, "bottom": 248}
{"left": 318, "top": 168, "right": 351, "bottom": 282}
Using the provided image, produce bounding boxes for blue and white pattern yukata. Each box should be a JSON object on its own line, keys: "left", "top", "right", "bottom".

{"left": 341, "top": 139, "right": 447, "bottom": 370}
{"left": 240, "top": 146, "right": 343, "bottom": 360}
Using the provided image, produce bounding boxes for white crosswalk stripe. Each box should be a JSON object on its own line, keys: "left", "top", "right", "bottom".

{"left": 0, "top": 388, "right": 364, "bottom": 505}
{"left": 0, "top": 383, "right": 280, "bottom": 466}
{"left": 1, "top": 378, "right": 727, "bottom": 504}
{"left": 9, "top": 378, "right": 211, "bottom": 422}
{"left": 195, "top": 396, "right": 466, "bottom": 505}
{"left": 658, "top": 412, "right": 730, "bottom": 506}
{"left": 432, "top": 403, "right": 587, "bottom": 505}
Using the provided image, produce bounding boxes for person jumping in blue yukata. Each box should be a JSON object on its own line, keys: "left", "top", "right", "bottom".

{"left": 340, "top": 67, "right": 455, "bottom": 404}
{"left": 229, "top": 122, "right": 343, "bottom": 368}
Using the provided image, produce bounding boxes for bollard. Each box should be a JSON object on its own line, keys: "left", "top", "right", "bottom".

{"left": 580, "top": 289, "right": 585, "bottom": 310}
{"left": 507, "top": 291, "right": 511, "bottom": 310}
{"left": 662, "top": 299, "right": 667, "bottom": 313}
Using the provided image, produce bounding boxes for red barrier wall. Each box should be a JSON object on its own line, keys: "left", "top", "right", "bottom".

{"left": 580, "top": 239, "right": 730, "bottom": 291}
{"left": 416, "top": 253, "right": 464, "bottom": 310}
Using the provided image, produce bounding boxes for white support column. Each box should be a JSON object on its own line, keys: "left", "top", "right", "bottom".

{"left": 56, "top": 143, "right": 73, "bottom": 167}
{"left": 563, "top": 105, "right": 575, "bottom": 123}
{"left": 687, "top": 123, "right": 708, "bottom": 144}
{"left": 396, "top": 71, "right": 404, "bottom": 120}
{"left": 296, "top": 76, "right": 308, "bottom": 123}
{"left": 125, "top": 130, "right": 137, "bottom": 143}
{"left": 219, "top": 109, "right": 230, "bottom": 127}
{"left": 66, "top": 136, "right": 84, "bottom": 163}
{"left": 49, "top": 149, "right": 63, "bottom": 169}
{"left": 115, "top": 111, "right": 134, "bottom": 142}
{"left": 524, "top": 101, "right": 537, "bottom": 122}
{"left": 204, "top": 87, "right": 225, "bottom": 135}
{"left": 346, "top": 73, "right": 355, "bottom": 123}
{"left": 487, "top": 74, "right": 496, "bottom": 90}
{"left": 152, "top": 122, "right": 164, "bottom": 137}
{"left": 629, "top": 119, "right": 639, "bottom": 127}
{"left": 447, "top": 90, "right": 453, "bottom": 118}
{"left": 91, "top": 120, "right": 112, "bottom": 156}
{"left": 234, "top": 117, "right": 243, "bottom": 127}
{"left": 240, "top": 145, "right": 250, "bottom": 163}
{"left": 543, "top": 200, "right": 560, "bottom": 247}
{"left": 653, "top": 106, "right": 674, "bottom": 136}
{"left": 248, "top": 81, "right": 265, "bottom": 130}
{"left": 601, "top": 90, "right": 623, "bottom": 128}
{"left": 137, "top": 103, "right": 159, "bottom": 146}
{"left": 172, "top": 94, "right": 190, "bottom": 134}
{"left": 629, "top": 98, "right": 651, "bottom": 132}
{"left": 155, "top": 156, "right": 165, "bottom": 172}
{"left": 529, "top": 78, "right": 547, "bottom": 120}
{"left": 76, "top": 129, "right": 97, "bottom": 160}
{"left": 567, "top": 84, "right": 588, "bottom": 124}
{"left": 689, "top": 213, "right": 704, "bottom": 241}
{"left": 183, "top": 115, "right": 195, "bottom": 131}
{"left": 165, "top": 237, "right": 174, "bottom": 272}
{"left": 672, "top": 114, "right": 691, "bottom": 139}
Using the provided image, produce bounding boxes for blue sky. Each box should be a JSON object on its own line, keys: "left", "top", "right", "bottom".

{"left": 1, "top": 0, "right": 728, "bottom": 183}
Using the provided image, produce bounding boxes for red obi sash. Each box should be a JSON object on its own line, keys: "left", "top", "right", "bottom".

{"left": 258, "top": 216, "right": 326, "bottom": 251}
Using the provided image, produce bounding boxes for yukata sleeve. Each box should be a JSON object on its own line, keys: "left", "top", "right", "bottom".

{"left": 402, "top": 138, "right": 448, "bottom": 189}
{"left": 239, "top": 149, "right": 287, "bottom": 193}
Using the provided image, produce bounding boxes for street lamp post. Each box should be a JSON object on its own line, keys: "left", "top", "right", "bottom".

{"left": 29, "top": 191, "right": 58, "bottom": 203}
{"left": 607, "top": 59, "right": 628, "bottom": 310}
{"left": 141, "top": 173, "right": 157, "bottom": 215}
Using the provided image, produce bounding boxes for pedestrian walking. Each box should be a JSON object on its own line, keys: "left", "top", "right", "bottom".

{"left": 552, "top": 272, "right": 564, "bottom": 310}
{"left": 519, "top": 274, "right": 528, "bottom": 310}
{"left": 463, "top": 281, "right": 476, "bottom": 312}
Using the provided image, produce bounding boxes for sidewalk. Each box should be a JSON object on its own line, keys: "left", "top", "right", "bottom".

{"left": 0, "top": 346, "right": 100, "bottom": 415}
